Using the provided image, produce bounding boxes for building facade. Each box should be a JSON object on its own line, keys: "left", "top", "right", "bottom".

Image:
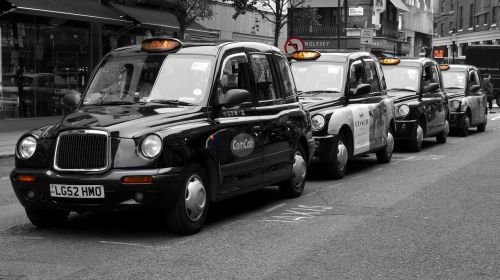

{"left": 433, "top": 0, "right": 500, "bottom": 62}
{"left": 287, "top": 0, "right": 433, "bottom": 57}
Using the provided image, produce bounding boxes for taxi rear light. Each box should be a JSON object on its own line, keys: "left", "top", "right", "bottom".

{"left": 379, "top": 58, "right": 401, "bottom": 65}
{"left": 121, "top": 176, "right": 153, "bottom": 184}
{"left": 141, "top": 38, "right": 182, "bottom": 52}
{"left": 439, "top": 64, "right": 450, "bottom": 71}
{"left": 15, "top": 175, "right": 36, "bottom": 182}
{"left": 291, "top": 50, "right": 321, "bottom": 60}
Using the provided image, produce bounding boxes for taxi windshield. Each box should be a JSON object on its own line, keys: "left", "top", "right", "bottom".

{"left": 291, "top": 61, "right": 345, "bottom": 98}
{"left": 83, "top": 54, "right": 214, "bottom": 106}
{"left": 382, "top": 65, "right": 420, "bottom": 96}
{"left": 442, "top": 71, "right": 466, "bottom": 89}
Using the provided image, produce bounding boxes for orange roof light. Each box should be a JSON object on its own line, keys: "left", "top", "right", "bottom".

{"left": 379, "top": 58, "right": 401, "bottom": 65}
{"left": 141, "top": 38, "right": 182, "bottom": 52}
{"left": 121, "top": 175, "right": 153, "bottom": 184}
{"left": 291, "top": 50, "right": 321, "bottom": 60}
{"left": 439, "top": 64, "right": 450, "bottom": 71}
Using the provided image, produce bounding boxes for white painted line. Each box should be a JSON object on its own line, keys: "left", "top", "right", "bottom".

{"left": 259, "top": 219, "right": 298, "bottom": 223}
{"left": 406, "top": 156, "right": 416, "bottom": 161}
{"left": 390, "top": 160, "right": 401, "bottom": 166}
{"left": 373, "top": 168, "right": 383, "bottom": 172}
{"left": 302, "top": 192, "right": 316, "bottom": 198}
{"left": 491, "top": 115, "right": 500, "bottom": 120}
{"left": 265, "top": 203, "right": 286, "bottom": 213}
{"left": 0, "top": 177, "right": 8, "bottom": 180}
{"left": 99, "top": 241, "right": 153, "bottom": 248}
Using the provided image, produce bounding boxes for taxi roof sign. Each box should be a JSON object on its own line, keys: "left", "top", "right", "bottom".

{"left": 141, "top": 38, "right": 182, "bottom": 52}
{"left": 291, "top": 50, "right": 321, "bottom": 60}
{"left": 439, "top": 64, "right": 450, "bottom": 71}
{"left": 379, "top": 57, "right": 401, "bottom": 65}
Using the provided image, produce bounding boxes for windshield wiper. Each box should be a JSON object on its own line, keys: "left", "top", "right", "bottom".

{"left": 94, "top": 100, "right": 135, "bottom": 106}
{"left": 298, "top": 90, "right": 341, "bottom": 96}
{"left": 148, "top": 99, "right": 195, "bottom": 106}
{"left": 387, "top": 88, "right": 417, "bottom": 92}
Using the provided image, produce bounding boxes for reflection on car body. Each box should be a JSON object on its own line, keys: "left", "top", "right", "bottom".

{"left": 290, "top": 50, "right": 396, "bottom": 179}
{"left": 381, "top": 58, "right": 449, "bottom": 152}
{"left": 10, "top": 38, "right": 316, "bottom": 235}
{"left": 441, "top": 64, "right": 488, "bottom": 136}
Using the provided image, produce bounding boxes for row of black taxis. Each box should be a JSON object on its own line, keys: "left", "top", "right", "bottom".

{"left": 10, "top": 38, "right": 489, "bottom": 234}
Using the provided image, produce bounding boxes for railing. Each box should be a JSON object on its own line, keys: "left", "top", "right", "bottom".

{"left": 291, "top": 25, "right": 341, "bottom": 37}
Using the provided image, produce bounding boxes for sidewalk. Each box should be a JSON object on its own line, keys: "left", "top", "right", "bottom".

{"left": 0, "top": 116, "right": 62, "bottom": 158}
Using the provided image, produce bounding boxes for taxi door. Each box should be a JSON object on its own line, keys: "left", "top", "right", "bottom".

{"left": 421, "top": 64, "right": 447, "bottom": 135}
{"left": 348, "top": 59, "right": 386, "bottom": 154}
{"left": 210, "top": 51, "right": 264, "bottom": 194}
{"left": 468, "top": 70, "right": 487, "bottom": 124}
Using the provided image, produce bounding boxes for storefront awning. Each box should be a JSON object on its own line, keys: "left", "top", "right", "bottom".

{"left": 110, "top": 3, "right": 211, "bottom": 35}
{"left": 388, "top": 0, "right": 410, "bottom": 12}
{"left": 0, "top": 0, "right": 129, "bottom": 24}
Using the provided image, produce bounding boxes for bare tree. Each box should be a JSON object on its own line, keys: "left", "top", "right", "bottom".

{"left": 160, "top": 0, "right": 215, "bottom": 40}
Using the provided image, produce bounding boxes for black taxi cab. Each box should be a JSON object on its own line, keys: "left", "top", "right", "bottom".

{"left": 440, "top": 64, "right": 488, "bottom": 136}
{"left": 290, "top": 50, "right": 396, "bottom": 179}
{"left": 380, "top": 58, "right": 449, "bottom": 152}
{"left": 10, "top": 38, "right": 316, "bottom": 235}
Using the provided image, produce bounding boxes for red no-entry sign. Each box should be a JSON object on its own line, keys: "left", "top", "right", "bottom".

{"left": 284, "top": 36, "right": 305, "bottom": 54}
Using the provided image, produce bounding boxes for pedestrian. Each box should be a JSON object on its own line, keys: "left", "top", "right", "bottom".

{"left": 483, "top": 74, "right": 494, "bottom": 112}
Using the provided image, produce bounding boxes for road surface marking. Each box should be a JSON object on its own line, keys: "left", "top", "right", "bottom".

{"left": 390, "top": 160, "right": 401, "bottom": 166}
{"left": 0, "top": 177, "right": 8, "bottom": 180}
{"left": 491, "top": 115, "right": 500, "bottom": 120}
{"left": 303, "top": 192, "right": 316, "bottom": 198}
{"left": 262, "top": 205, "right": 333, "bottom": 223}
{"left": 99, "top": 241, "right": 153, "bottom": 248}
{"left": 260, "top": 219, "right": 298, "bottom": 223}
{"left": 431, "top": 147, "right": 441, "bottom": 151}
{"left": 406, "top": 156, "right": 416, "bottom": 161}
{"left": 373, "top": 168, "right": 383, "bottom": 172}
{"left": 265, "top": 203, "right": 286, "bottom": 213}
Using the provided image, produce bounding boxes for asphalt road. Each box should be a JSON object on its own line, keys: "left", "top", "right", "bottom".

{"left": 1, "top": 114, "right": 500, "bottom": 279}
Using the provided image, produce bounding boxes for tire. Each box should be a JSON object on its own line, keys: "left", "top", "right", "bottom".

{"left": 496, "top": 95, "right": 500, "bottom": 108}
{"left": 279, "top": 145, "right": 307, "bottom": 198}
{"left": 409, "top": 125, "right": 424, "bottom": 152}
{"left": 166, "top": 164, "right": 209, "bottom": 235}
{"left": 376, "top": 127, "right": 394, "bottom": 163}
{"left": 324, "top": 133, "right": 349, "bottom": 179}
{"left": 477, "top": 112, "right": 487, "bottom": 132}
{"left": 457, "top": 116, "right": 470, "bottom": 137}
{"left": 25, "top": 208, "right": 69, "bottom": 228}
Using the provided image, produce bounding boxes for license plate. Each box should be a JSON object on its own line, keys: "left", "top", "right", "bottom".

{"left": 50, "top": 184, "right": 105, "bottom": 198}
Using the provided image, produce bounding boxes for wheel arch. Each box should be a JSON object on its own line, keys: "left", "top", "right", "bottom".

{"left": 187, "top": 151, "right": 220, "bottom": 203}
{"left": 338, "top": 124, "right": 354, "bottom": 158}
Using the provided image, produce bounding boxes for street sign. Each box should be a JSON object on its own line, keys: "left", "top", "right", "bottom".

{"left": 284, "top": 36, "right": 305, "bottom": 54}
{"left": 348, "top": 7, "right": 364, "bottom": 16}
{"left": 360, "top": 29, "right": 373, "bottom": 46}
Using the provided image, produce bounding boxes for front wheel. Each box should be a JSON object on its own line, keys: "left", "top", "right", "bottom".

{"left": 409, "top": 125, "right": 424, "bottom": 152}
{"left": 25, "top": 208, "right": 69, "bottom": 228}
{"left": 166, "top": 164, "right": 209, "bottom": 235}
{"left": 279, "top": 145, "right": 307, "bottom": 198}
{"left": 457, "top": 116, "right": 469, "bottom": 137}
{"left": 376, "top": 128, "right": 394, "bottom": 163}
{"left": 324, "top": 133, "right": 349, "bottom": 179}
{"left": 436, "top": 120, "right": 449, "bottom": 143}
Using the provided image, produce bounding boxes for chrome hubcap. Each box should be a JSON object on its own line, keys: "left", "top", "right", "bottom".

{"left": 292, "top": 151, "right": 307, "bottom": 187}
{"left": 184, "top": 174, "right": 206, "bottom": 222}
{"left": 416, "top": 125, "right": 424, "bottom": 146}
{"left": 337, "top": 140, "right": 348, "bottom": 172}
{"left": 444, "top": 120, "right": 450, "bottom": 136}
{"left": 386, "top": 131, "right": 394, "bottom": 155}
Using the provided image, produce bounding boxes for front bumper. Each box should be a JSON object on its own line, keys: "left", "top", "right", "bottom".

{"left": 395, "top": 120, "right": 418, "bottom": 141}
{"left": 448, "top": 112, "right": 466, "bottom": 128}
{"left": 311, "top": 135, "right": 336, "bottom": 163}
{"left": 10, "top": 167, "right": 183, "bottom": 212}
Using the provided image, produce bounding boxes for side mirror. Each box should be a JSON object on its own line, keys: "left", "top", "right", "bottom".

{"left": 217, "top": 89, "right": 249, "bottom": 107}
{"left": 63, "top": 92, "right": 81, "bottom": 108}
{"left": 469, "top": 85, "right": 480, "bottom": 92}
{"left": 423, "top": 83, "right": 439, "bottom": 93}
{"left": 351, "top": 84, "right": 371, "bottom": 97}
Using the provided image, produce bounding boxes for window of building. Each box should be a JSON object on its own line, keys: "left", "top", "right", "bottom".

{"left": 450, "top": 0, "right": 454, "bottom": 11}
{"left": 493, "top": 6, "right": 497, "bottom": 25}
{"left": 470, "top": 4, "right": 474, "bottom": 27}
{"left": 440, "top": 23, "right": 444, "bottom": 36}
{"left": 449, "top": 22, "right": 454, "bottom": 33}
{"left": 485, "top": 13, "right": 489, "bottom": 25}
{"left": 250, "top": 54, "right": 278, "bottom": 102}
{"left": 440, "top": 0, "right": 445, "bottom": 13}
{"left": 459, "top": 6, "right": 463, "bottom": 29}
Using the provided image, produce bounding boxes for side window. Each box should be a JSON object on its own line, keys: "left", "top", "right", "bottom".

{"left": 423, "top": 65, "right": 439, "bottom": 87}
{"left": 469, "top": 71, "right": 480, "bottom": 87}
{"left": 250, "top": 54, "right": 278, "bottom": 101}
{"left": 275, "top": 55, "right": 297, "bottom": 98}
{"left": 363, "top": 59, "right": 381, "bottom": 93}
{"left": 349, "top": 60, "right": 365, "bottom": 90}
{"left": 219, "top": 53, "right": 250, "bottom": 94}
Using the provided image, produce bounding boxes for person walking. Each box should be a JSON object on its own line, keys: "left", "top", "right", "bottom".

{"left": 483, "top": 74, "right": 494, "bottom": 112}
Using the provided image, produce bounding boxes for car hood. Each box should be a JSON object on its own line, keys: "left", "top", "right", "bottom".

{"left": 301, "top": 97, "right": 344, "bottom": 113}
{"left": 389, "top": 93, "right": 420, "bottom": 105}
{"left": 41, "top": 104, "right": 205, "bottom": 139}
{"left": 445, "top": 90, "right": 466, "bottom": 99}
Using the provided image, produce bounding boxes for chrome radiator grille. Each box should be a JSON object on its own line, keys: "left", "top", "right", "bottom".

{"left": 54, "top": 130, "right": 109, "bottom": 171}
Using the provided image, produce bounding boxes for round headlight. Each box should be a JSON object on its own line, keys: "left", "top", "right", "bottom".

{"left": 311, "top": 115, "right": 326, "bottom": 131}
{"left": 450, "top": 100, "right": 461, "bottom": 110}
{"left": 140, "top": 134, "right": 162, "bottom": 158}
{"left": 398, "top": 105, "right": 410, "bottom": 117}
{"left": 17, "top": 136, "right": 37, "bottom": 159}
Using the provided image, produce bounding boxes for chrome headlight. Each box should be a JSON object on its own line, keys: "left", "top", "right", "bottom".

{"left": 140, "top": 134, "right": 162, "bottom": 158}
{"left": 450, "top": 100, "right": 461, "bottom": 110}
{"left": 311, "top": 114, "right": 326, "bottom": 131}
{"left": 17, "top": 135, "right": 37, "bottom": 159}
{"left": 398, "top": 105, "right": 410, "bottom": 117}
